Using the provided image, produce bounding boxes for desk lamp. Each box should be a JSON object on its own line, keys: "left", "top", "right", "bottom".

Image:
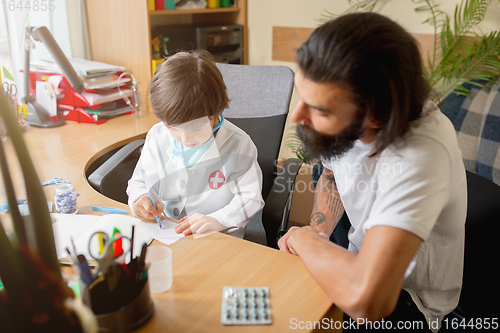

{"left": 23, "top": 26, "right": 84, "bottom": 128}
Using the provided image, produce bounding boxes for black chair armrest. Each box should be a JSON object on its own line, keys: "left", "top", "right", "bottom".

{"left": 262, "top": 158, "right": 303, "bottom": 248}
{"left": 88, "top": 139, "right": 145, "bottom": 193}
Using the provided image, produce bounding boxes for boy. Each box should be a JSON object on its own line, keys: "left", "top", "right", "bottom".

{"left": 127, "top": 50, "right": 264, "bottom": 238}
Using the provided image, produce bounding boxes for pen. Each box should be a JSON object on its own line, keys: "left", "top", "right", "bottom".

{"left": 136, "top": 243, "right": 148, "bottom": 282}
{"left": 91, "top": 206, "right": 128, "bottom": 214}
{"left": 77, "top": 254, "right": 95, "bottom": 285}
{"left": 71, "top": 236, "right": 78, "bottom": 257}
{"left": 66, "top": 247, "right": 79, "bottom": 266}
{"left": 141, "top": 169, "right": 162, "bottom": 228}
{"left": 130, "top": 225, "right": 135, "bottom": 262}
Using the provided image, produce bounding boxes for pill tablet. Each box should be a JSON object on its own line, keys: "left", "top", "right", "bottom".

{"left": 221, "top": 286, "right": 271, "bottom": 325}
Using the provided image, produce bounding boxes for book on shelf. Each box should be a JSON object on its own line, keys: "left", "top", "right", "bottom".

{"left": 155, "top": 0, "right": 165, "bottom": 10}
{"left": 148, "top": 0, "right": 155, "bottom": 11}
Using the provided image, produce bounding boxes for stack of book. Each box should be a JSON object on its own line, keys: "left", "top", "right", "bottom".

{"left": 29, "top": 58, "right": 135, "bottom": 124}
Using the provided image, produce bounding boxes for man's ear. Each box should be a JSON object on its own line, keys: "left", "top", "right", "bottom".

{"left": 367, "top": 114, "right": 383, "bottom": 129}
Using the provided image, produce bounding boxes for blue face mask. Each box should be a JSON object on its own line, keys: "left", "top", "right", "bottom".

{"left": 171, "top": 114, "right": 225, "bottom": 168}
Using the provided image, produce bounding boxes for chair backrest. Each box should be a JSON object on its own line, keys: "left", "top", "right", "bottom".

{"left": 216, "top": 63, "right": 294, "bottom": 201}
{"left": 458, "top": 170, "right": 500, "bottom": 318}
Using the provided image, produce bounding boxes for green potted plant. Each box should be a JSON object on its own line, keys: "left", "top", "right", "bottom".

{"left": 321, "top": 0, "right": 500, "bottom": 102}
{"left": 0, "top": 89, "right": 96, "bottom": 332}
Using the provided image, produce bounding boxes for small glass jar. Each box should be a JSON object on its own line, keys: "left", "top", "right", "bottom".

{"left": 54, "top": 183, "right": 78, "bottom": 214}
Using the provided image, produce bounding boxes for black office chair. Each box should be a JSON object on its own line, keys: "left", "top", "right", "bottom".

{"left": 444, "top": 170, "right": 500, "bottom": 322}
{"left": 88, "top": 63, "right": 303, "bottom": 248}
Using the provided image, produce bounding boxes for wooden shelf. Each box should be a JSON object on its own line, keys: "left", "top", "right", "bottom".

{"left": 86, "top": 0, "right": 247, "bottom": 113}
{"left": 149, "top": 7, "right": 240, "bottom": 15}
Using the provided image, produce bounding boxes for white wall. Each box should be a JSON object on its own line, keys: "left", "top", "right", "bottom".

{"left": 247, "top": 0, "right": 500, "bottom": 160}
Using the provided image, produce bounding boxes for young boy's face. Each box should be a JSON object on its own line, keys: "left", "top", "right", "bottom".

{"left": 166, "top": 116, "right": 217, "bottom": 148}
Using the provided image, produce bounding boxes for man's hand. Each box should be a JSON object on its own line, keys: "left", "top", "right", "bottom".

{"left": 174, "top": 213, "right": 225, "bottom": 236}
{"left": 278, "top": 226, "right": 301, "bottom": 254}
{"left": 133, "top": 194, "right": 164, "bottom": 222}
{"left": 279, "top": 226, "right": 331, "bottom": 255}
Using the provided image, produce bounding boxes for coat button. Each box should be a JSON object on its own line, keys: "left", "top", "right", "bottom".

{"left": 173, "top": 208, "right": 180, "bottom": 217}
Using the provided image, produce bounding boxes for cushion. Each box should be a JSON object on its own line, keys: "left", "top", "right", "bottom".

{"left": 439, "top": 80, "right": 500, "bottom": 185}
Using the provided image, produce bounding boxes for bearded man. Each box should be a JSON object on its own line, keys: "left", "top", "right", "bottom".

{"left": 278, "top": 12, "right": 467, "bottom": 332}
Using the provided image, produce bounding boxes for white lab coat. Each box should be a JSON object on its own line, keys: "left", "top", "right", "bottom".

{"left": 127, "top": 119, "right": 264, "bottom": 238}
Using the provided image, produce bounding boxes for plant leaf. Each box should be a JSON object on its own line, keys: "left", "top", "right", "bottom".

{"left": 0, "top": 136, "right": 26, "bottom": 247}
{"left": 0, "top": 217, "right": 26, "bottom": 309}
{"left": 433, "top": 30, "right": 500, "bottom": 101}
{"left": 320, "top": 0, "right": 386, "bottom": 21}
{"left": 0, "top": 88, "right": 61, "bottom": 279}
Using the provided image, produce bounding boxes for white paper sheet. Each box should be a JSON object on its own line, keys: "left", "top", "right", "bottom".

{"left": 138, "top": 219, "right": 184, "bottom": 245}
{"left": 36, "top": 81, "right": 57, "bottom": 117}
{"left": 52, "top": 214, "right": 183, "bottom": 263}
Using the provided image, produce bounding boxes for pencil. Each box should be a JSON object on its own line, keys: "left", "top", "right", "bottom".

{"left": 141, "top": 169, "right": 162, "bottom": 228}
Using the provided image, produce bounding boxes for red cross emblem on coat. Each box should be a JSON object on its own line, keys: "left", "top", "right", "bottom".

{"left": 208, "top": 170, "right": 225, "bottom": 190}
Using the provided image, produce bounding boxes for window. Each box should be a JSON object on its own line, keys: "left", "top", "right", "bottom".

{"left": 1, "top": 1, "right": 87, "bottom": 98}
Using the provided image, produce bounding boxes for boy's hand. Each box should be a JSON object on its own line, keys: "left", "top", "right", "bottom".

{"left": 133, "top": 194, "right": 164, "bottom": 222}
{"left": 174, "top": 213, "right": 225, "bottom": 236}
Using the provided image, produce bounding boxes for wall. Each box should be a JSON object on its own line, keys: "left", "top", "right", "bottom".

{"left": 247, "top": 0, "right": 500, "bottom": 160}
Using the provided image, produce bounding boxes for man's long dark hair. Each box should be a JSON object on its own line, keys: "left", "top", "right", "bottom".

{"left": 296, "top": 12, "right": 431, "bottom": 156}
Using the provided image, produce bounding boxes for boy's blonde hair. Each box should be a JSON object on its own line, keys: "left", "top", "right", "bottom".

{"left": 150, "top": 50, "right": 229, "bottom": 126}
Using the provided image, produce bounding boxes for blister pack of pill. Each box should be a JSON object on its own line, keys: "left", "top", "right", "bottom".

{"left": 221, "top": 286, "right": 272, "bottom": 325}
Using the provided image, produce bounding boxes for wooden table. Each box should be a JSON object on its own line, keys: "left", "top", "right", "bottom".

{"left": 3, "top": 114, "right": 341, "bottom": 332}
{"left": 141, "top": 233, "right": 342, "bottom": 332}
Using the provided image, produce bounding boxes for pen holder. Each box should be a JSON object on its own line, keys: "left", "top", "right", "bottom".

{"left": 83, "top": 271, "right": 154, "bottom": 332}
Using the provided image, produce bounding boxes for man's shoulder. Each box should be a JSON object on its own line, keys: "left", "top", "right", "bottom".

{"left": 395, "top": 105, "right": 459, "bottom": 158}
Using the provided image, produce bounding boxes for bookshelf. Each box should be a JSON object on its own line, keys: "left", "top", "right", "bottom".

{"left": 149, "top": 7, "right": 240, "bottom": 15}
{"left": 86, "top": 0, "right": 248, "bottom": 112}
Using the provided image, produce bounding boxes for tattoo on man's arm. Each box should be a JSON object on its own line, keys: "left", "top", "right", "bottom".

{"left": 319, "top": 172, "right": 338, "bottom": 194}
{"left": 310, "top": 212, "right": 326, "bottom": 226}
{"left": 325, "top": 193, "right": 345, "bottom": 220}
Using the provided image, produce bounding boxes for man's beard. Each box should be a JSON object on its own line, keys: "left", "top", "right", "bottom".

{"left": 296, "top": 116, "right": 366, "bottom": 162}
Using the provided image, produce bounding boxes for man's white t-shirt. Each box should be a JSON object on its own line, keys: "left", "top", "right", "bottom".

{"left": 323, "top": 103, "right": 467, "bottom": 331}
